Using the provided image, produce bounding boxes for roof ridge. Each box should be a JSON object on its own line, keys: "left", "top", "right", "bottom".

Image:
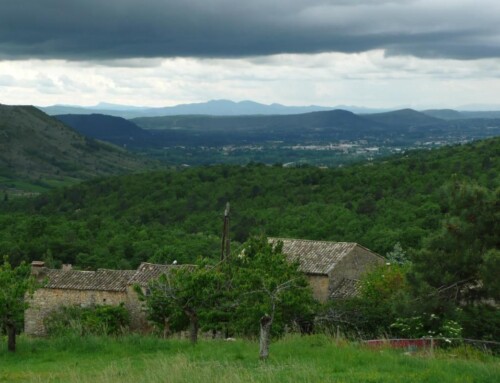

{"left": 270, "top": 237, "right": 358, "bottom": 246}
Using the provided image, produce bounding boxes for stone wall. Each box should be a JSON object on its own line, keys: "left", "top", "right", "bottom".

{"left": 125, "top": 286, "right": 150, "bottom": 332}
{"left": 306, "top": 274, "right": 330, "bottom": 303}
{"left": 328, "top": 245, "right": 384, "bottom": 293}
{"left": 25, "top": 288, "right": 127, "bottom": 336}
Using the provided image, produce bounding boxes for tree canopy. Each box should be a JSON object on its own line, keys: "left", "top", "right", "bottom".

{"left": 0, "top": 257, "right": 36, "bottom": 352}
{"left": 1, "top": 138, "right": 498, "bottom": 270}
{"left": 140, "top": 237, "right": 316, "bottom": 357}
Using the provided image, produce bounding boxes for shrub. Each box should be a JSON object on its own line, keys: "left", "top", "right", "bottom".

{"left": 390, "top": 314, "right": 462, "bottom": 341}
{"left": 44, "top": 304, "right": 130, "bottom": 337}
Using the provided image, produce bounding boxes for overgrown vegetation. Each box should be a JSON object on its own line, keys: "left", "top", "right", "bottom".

{"left": 319, "top": 180, "right": 499, "bottom": 341}
{"left": 44, "top": 304, "right": 130, "bottom": 337}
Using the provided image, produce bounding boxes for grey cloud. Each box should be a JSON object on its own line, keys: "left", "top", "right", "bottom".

{"left": 0, "top": 0, "right": 499, "bottom": 61}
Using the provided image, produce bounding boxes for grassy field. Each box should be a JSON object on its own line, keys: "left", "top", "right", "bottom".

{"left": 1, "top": 335, "right": 499, "bottom": 383}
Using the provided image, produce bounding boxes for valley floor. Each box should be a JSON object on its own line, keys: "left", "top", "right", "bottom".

{"left": 1, "top": 335, "right": 498, "bottom": 383}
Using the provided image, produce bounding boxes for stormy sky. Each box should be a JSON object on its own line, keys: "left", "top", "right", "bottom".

{"left": 1, "top": 0, "right": 499, "bottom": 108}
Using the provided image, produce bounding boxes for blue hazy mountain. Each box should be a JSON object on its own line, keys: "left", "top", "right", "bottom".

{"left": 39, "top": 100, "right": 388, "bottom": 118}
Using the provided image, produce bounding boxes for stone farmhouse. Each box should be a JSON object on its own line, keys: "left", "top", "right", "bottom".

{"left": 25, "top": 262, "right": 190, "bottom": 336}
{"left": 270, "top": 238, "right": 384, "bottom": 302}
{"left": 25, "top": 238, "right": 384, "bottom": 336}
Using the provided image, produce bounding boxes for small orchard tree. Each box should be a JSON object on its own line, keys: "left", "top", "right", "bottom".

{"left": 139, "top": 237, "right": 316, "bottom": 360}
{"left": 0, "top": 257, "right": 36, "bottom": 352}
{"left": 228, "top": 237, "right": 317, "bottom": 360}
{"left": 138, "top": 263, "right": 223, "bottom": 344}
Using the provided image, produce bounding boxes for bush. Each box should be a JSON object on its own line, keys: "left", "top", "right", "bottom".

{"left": 317, "top": 264, "right": 411, "bottom": 339}
{"left": 390, "top": 314, "right": 462, "bottom": 340}
{"left": 457, "top": 304, "right": 500, "bottom": 341}
{"left": 44, "top": 304, "right": 130, "bottom": 337}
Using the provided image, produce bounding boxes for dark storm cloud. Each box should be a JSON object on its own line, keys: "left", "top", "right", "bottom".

{"left": 1, "top": 0, "right": 498, "bottom": 61}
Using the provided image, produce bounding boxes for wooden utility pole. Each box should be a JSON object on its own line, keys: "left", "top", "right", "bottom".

{"left": 221, "top": 202, "right": 231, "bottom": 261}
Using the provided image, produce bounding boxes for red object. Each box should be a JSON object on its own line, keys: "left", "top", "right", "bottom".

{"left": 364, "top": 339, "right": 434, "bottom": 349}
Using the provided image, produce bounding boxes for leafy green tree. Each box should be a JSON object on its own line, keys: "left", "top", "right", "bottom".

{"left": 321, "top": 263, "right": 410, "bottom": 338}
{"left": 411, "top": 180, "right": 498, "bottom": 304}
{"left": 0, "top": 257, "right": 36, "bottom": 352}
{"left": 386, "top": 242, "right": 411, "bottom": 266}
{"left": 479, "top": 249, "right": 500, "bottom": 301}
{"left": 139, "top": 237, "right": 316, "bottom": 358}
{"left": 227, "top": 237, "right": 317, "bottom": 359}
{"left": 408, "top": 180, "right": 499, "bottom": 339}
{"left": 138, "top": 263, "right": 223, "bottom": 344}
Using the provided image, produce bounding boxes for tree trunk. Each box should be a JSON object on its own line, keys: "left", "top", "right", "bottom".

{"left": 6, "top": 323, "right": 16, "bottom": 353}
{"left": 188, "top": 312, "right": 199, "bottom": 344}
{"left": 259, "top": 314, "right": 273, "bottom": 360}
{"left": 163, "top": 318, "right": 170, "bottom": 339}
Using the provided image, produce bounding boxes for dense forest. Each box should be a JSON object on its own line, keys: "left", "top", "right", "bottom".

{"left": 1, "top": 137, "right": 498, "bottom": 270}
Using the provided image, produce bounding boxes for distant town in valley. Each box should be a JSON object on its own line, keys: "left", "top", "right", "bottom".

{"left": 33, "top": 100, "right": 499, "bottom": 168}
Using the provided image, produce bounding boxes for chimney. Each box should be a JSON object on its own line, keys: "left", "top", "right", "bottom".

{"left": 31, "top": 261, "right": 46, "bottom": 277}
{"left": 62, "top": 264, "right": 72, "bottom": 272}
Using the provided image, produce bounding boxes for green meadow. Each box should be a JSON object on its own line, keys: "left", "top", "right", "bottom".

{"left": 1, "top": 335, "right": 498, "bottom": 383}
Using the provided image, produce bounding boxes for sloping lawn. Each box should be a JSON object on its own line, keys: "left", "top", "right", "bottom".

{"left": 1, "top": 335, "right": 498, "bottom": 383}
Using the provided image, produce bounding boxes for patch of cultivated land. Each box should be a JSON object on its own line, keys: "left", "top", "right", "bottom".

{"left": 1, "top": 335, "right": 498, "bottom": 382}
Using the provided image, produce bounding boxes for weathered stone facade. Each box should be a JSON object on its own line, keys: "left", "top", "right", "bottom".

{"left": 24, "top": 262, "right": 187, "bottom": 336}
{"left": 305, "top": 275, "right": 330, "bottom": 302}
{"left": 328, "top": 244, "right": 384, "bottom": 293}
{"left": 25, "top": 288, "right": 128, "bottom": 336}
{"left": 271, "top": 238, "right": 385, "bottom": 302}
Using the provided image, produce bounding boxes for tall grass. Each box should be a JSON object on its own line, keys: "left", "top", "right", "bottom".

{"left": 1, "top": 334, "right": 499, "bottom": 383}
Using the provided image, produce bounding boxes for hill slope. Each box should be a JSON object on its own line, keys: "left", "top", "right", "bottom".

{"left": 55, "top": 114, "right": 154, "bottom": 148}
{"left": 363, "top": 109, "right": 443, "bottom": 127}
{"left": 1, "top": 137, "right": 497, "bottom": 268}
{"left": 131, "top": 109, "right": 388, "bottom": 146}
{"left": 0, "top": 104, "right": 153, "bottom": 191}
{"left": 422, "top": 109, "right": 464, "bottom": 120}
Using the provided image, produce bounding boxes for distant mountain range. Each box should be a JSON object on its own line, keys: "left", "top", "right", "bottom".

{"left": 0, "top": 105, "right": 154, "bottom": 191}
{"left": 54, "top": 108, "right": 500, "bottom": 148}
{"left": 40, "top": 100, "right": 389, "bottom": 118}
{"left": 3, "top": 104, "right": 500, "bottom": 191}
{"left": 38, "top": 99, "right": 500, "bottom": 119}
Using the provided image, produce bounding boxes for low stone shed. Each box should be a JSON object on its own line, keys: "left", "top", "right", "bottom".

{"left": 24, "top": 261, "right": 188, "bottom": 336}
{"left": 270, "top": 238, "right": 385, "bottom": 302}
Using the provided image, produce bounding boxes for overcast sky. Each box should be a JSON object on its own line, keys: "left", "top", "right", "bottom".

{"left": 1, "top": 0, "right": 499, "bottom": 109}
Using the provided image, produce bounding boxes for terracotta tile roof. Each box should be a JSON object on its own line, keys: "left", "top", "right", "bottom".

{"left": 330, "top": 278, "right": 361, "bottom": 299}
{"left": 128, "top": 262, "right": 196, "bottom": 287}
{"left": 269, "top": 237, "right": 358, "bottom": 275}
{"left": 38, "top": 262, "right": 197, "bottom": 291}
{"left": 44, "top": 269, "right": 136, "bottom": 292}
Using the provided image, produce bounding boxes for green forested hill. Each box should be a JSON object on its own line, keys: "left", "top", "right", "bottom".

{"left": 0, "top": 137, "right": 498, "bottom": 269}
{"left": 0, "top": 104, "right": 154, "bottom": 193}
